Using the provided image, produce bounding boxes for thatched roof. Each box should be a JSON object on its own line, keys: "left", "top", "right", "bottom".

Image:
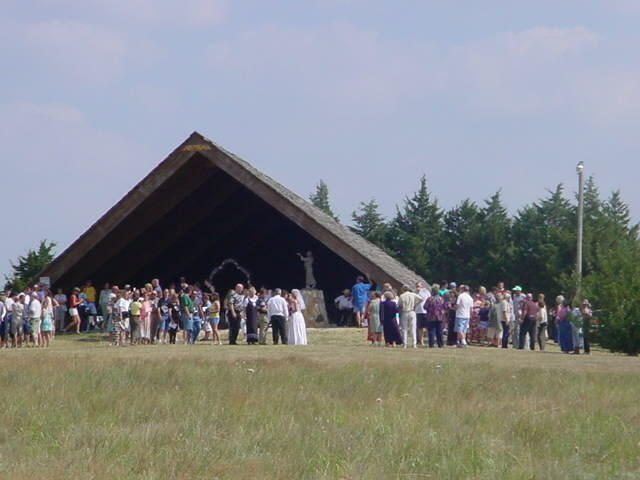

{"left": 43, "top": 132, "right": 425, "bottom": 289}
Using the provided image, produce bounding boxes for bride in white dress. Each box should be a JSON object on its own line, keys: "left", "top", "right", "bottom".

{"left": 287, "top": 289, "right": 308, "bottom": 345}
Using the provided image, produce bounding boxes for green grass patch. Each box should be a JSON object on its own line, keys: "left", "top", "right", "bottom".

{"left": 0, "top": 330, "right": 638, "bottom": 479}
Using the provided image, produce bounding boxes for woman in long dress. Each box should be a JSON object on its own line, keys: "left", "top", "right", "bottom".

{"left": 288, "top": 289, "right": 308, "bottom": 345}
{"left": 367, "top": 291, "right": 382, "bottom": 346}
{"left": 243, "top": 287, "right": 259, "bottom": 345}
{"left": 41, "top": 291, "right": 56, "bottom": 348}
{"left": 380, "top": 291, "right": 402, "bottom": 347}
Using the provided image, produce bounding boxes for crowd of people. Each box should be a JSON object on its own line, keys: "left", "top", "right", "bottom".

{"left": 0, "top": 278, "right": 309, "bottom": 347}
{"left": 0, "top": 275, "right": 593, "bottom": 354}
{"left": 335, "top": 279, "right": 593, "bottom": 353}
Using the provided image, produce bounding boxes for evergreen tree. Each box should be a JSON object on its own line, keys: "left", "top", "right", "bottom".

{"left": 351, "top": 199, "right": 387, "bottom": 248}
{"left": 4, "top": 240, "right": 57, "bottom": 292}
{"left": 580, "top": 176, "right": 606, "bottom": 275}
{"left": 476, "top": 191, "right": 513, "bottom": 287}
{"left": 577, "top": 186, "right": 640, "bottom": 355}
{"left": 512, "top": 185, "right": 574, "bottom": 297}
{"left": 603, "top": 190, "right": 638, "bottom": 238}
{"left": 583, "top": 238, "right": 640, "bottom": 355}
{"left": 577, "top": 180, "right": 637, "bottom": 282}
{"left": 442, "top": 199, "right": 482, "bottom": 284}
{"left": 309, "top": 180, "right": 340, "bottom": 222}
{"left": 386, "top": 176, "right": 443, "bottom": 280}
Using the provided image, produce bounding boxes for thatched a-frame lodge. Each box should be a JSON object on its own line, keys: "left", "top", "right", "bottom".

{"left": 42, "top": 132, "right": 424, "bottom": 297}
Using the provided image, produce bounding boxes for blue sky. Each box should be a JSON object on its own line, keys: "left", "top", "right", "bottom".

{"left": 2, "top": 0, "right": 639, "bottom": 281}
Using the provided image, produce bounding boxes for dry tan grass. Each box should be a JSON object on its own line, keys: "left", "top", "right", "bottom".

{"left": 0, "top": 329, "right": 638, "bottom": 479}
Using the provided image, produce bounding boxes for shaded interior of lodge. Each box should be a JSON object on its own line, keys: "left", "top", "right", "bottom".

{"left": 42, "top": 132, "right": 424, "bottom": 313}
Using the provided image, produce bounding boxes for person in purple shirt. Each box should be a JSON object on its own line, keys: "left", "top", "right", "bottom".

{"left": 351, "top": 276, "right": 371, "bottom": 328}
{"left": 519, "top": 293, "right": 540, "bottom": 350}
{"left": 425, "top": 285, "right": 445, "bottom": 348}
{"left": 380, "top": 291, "right": 402, "bottom": 346}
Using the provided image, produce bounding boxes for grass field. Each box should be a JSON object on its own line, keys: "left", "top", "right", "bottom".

{"left": 1, "top": 329, "right": 639, "bottom": 479}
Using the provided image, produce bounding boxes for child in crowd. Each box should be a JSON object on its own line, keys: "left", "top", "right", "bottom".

{"left": 478, "top": 301, "right": 491, "bottom": 346}
{"left": 168, "top": 322, "right": 178, "bottom": 344}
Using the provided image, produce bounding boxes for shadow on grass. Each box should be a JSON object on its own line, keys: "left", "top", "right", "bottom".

{"left": 59, "top": 333, "right": 109, "bottom": 343}
{"left": 75, "top": 337, "right": 108, "bottom": 343}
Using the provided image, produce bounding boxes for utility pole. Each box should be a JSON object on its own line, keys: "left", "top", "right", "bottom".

{"left": 576, "top": 161, "right": 585, "bottom": 300}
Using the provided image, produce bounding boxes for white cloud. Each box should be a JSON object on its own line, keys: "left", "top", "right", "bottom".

{"left": 98, "top": 0, "right": 228, "bottom": 25}
{"left": 0, "top": 102, "right": 148, "bottom": 173}
{"left": 0, "top": 101, "right": 153, "bottom": 280}
{"left": 205, "top": 22, "right": 640, "bottom": 125}
{"left": 449, "top": 26, "right": 640, "bottom": 123}
{"left": 502, "top": 27, "right": 600, "bottom": 60}
{"left": 24, "top": 20, "right": 128, "bottom": 84}
{"left": 32, "top": 0, "right": 229, "bottom": 26}
{"left": 611, "top": 0, "right": 640, "bottom": 12}
{"left": 207, "top": 23, "right": 443, "bottom": 111}
{"left": 572, "top": 67, "right": 640, "bottom": 122}
{"left": 449, "top": 27, "right": 602, "bottom": 114}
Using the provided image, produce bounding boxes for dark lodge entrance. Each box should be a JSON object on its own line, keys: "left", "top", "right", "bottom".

{"left": 42, "top": 132, "right": 423, "bottom": 304}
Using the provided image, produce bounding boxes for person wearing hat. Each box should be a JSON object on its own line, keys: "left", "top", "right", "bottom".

{"left": 510, "top": 286, "right": 526, "bottom": 348}
{"left": 334, "top": 289, "right": 353, "bottom": 327}
{"left": 64, "top": 288, "right": 82, "bottom": 334}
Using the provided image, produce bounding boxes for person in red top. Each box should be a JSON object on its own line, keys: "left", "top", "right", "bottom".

{"left": 519, "top": 293, "right": 540, "bottom": 350}
{"left": 64, "top": 287, "right": 82, "bottom": 334}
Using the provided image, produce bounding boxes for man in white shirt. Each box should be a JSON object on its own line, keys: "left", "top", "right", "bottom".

{"left": 0, "top": 292, "right": 6, "bottom": 348}
{"left": 4, "top": 293, "right": 15, "bottom": 347}
{"left": 267, "top": 288, "right": 289, "bottom": 345}
{"left": 415, "top": 282, "right": 430, "bottom": 346}
{"left": 333, "top": 290, "right": 353, "bottom": 327}
{"left": 398, "top": 285, "right": 425, "bottom": 348}
{"left": 29, "top": 295, "right": 42, "bottom": 347}
{"left": 5, "top": 293, "right": 14, "bottom": 314}
{"left": 455, "top": 285, "right": 474, "bottom": 348}
{"left": 22, "top": 287, "right": 32, "bottom": 310}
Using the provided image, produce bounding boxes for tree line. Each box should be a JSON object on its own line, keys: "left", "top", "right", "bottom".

{"left": 311, "top": 176, "right": 640, "bottom": 355}
{"left": 3, "top": 177, "right": 638, "bottom": 354}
